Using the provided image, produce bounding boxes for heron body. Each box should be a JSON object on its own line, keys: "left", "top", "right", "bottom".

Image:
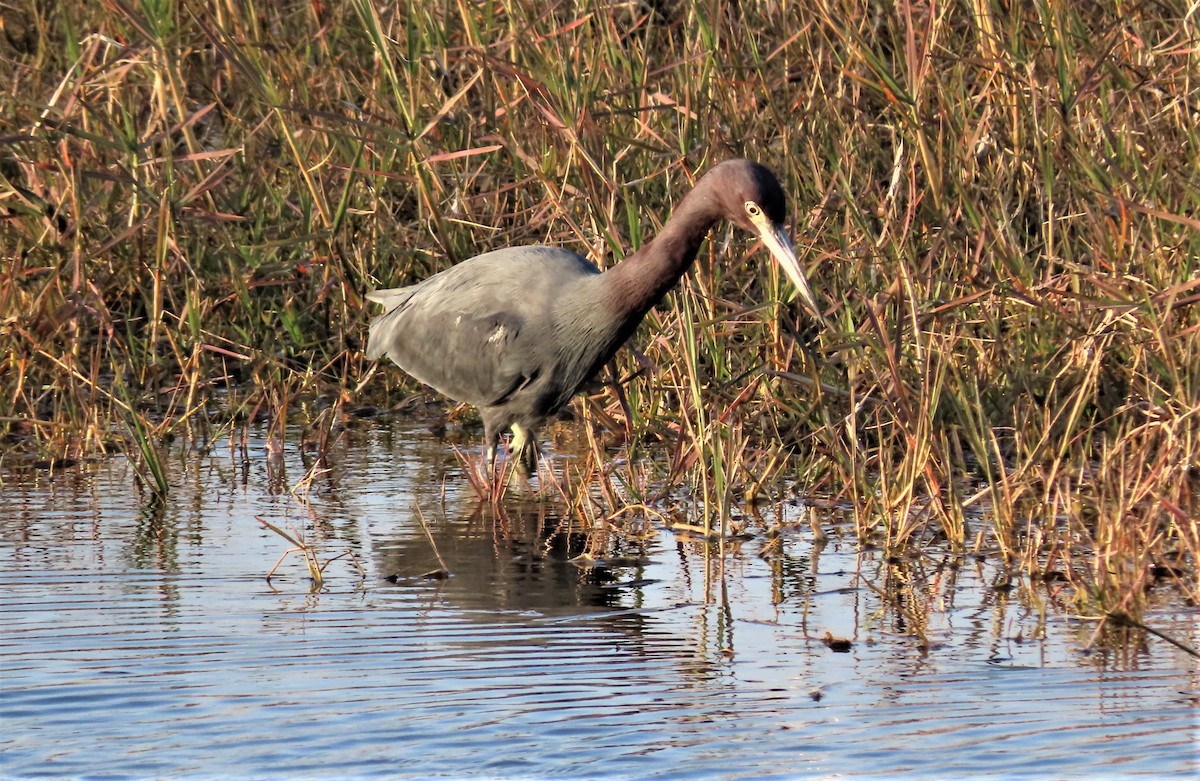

{"left": 367, "top": 159, "right": 824, "bottom": 473}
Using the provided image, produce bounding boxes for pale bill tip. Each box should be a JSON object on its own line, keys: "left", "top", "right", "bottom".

{"left": 762, "top": 225, "right": 827, "bottom": 326}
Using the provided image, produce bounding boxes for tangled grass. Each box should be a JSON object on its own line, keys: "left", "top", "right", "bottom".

{"left": 2, "top": 0, "right": 1197, "bottom": 617}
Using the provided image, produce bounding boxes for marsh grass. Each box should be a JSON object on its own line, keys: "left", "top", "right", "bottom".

{"left": 258, "top": 514, "right": 365, "bottom": 590}
{"left": 2, "top": 1, "right": 1197, "bottom": 617}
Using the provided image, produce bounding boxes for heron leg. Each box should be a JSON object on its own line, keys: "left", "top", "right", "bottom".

{"left": 483, "top": 422, "right": 500, "bottom": 479}
{"left": 509, "top": 424, "right": 540, "bottom": 476}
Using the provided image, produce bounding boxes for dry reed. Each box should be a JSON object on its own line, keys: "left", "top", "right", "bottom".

{"left": 1, "top": 1, "right": 1196, "bottom": 617}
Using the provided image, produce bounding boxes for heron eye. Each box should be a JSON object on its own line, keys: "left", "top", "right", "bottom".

{"left": 744, "top": 201, "right": 762, "bottom": 218}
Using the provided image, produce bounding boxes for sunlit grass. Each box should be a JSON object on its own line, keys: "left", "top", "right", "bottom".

{"left": 1, "top": 1, "right": 1197, "bottom": 617}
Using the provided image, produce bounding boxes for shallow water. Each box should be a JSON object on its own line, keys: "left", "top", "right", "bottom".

{"left": 2, "top": 420, "right": 1196, "bottom": 779}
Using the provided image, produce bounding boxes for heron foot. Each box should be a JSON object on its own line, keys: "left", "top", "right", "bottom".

{"left": 509, "top": 424, "right": 541, "bottom": 477}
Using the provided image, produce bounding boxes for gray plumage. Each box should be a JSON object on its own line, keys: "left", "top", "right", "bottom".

{"left": 367, "top": 159, "right": 826, "bottom": 474}
{"left": 367, "top": 247, "right": 622, "bottom": 454}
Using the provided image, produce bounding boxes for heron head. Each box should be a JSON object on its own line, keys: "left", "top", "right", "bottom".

{"left": 708, "top": 160, "right": 827, "bottom": 326}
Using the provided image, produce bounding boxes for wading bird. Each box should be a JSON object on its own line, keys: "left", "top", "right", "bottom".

{"left": 367, "top": 159, "right": 825, "bottom": 475}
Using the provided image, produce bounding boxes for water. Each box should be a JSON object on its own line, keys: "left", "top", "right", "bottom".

{"left": 2, "top": 419, "right": 1197, "bottom": 778}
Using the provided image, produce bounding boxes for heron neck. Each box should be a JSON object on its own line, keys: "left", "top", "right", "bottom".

{"left": 603, "top": 186, "right": 722, "bottom": 320}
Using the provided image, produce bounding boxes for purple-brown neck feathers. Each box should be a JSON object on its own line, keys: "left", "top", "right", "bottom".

{"left": 602, "top": 159, "right": 780, "bottom": 322}
{"left": 608, "top": 208, "right": 717, "bottom": 313}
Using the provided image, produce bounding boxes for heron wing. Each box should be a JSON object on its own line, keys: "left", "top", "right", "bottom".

{"left": 366, "top": 247, "right": 601, "bottom": 407}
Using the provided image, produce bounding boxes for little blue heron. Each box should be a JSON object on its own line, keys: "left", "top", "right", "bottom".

{"left": 366, "top": 159, "right": 824, "bottom": 474}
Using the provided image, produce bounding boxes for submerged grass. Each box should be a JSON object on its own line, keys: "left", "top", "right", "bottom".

{"left": 1, "top": 1, "right": 1197, "bottom": 617}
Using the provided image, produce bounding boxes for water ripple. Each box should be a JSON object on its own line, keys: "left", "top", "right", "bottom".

{"left": 2, "top": 424, "right": 1196, "bottom": 778}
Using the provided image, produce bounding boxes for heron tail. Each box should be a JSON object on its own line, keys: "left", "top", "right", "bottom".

{"left": 365, "top": 287, "right": 415, "bottom": 361}
{"left": 365, "top": 286, "right": 412, "bottom": 310}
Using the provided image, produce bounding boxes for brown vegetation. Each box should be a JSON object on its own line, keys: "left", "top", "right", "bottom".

{"left": 2, "top": 1, "right": 1197, "bottom": 616}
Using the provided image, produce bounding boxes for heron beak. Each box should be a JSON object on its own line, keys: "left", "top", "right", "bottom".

{"left": 757, "top": 221, "right": 827, "bottom": 326}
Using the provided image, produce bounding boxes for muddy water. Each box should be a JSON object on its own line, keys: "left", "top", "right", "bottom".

{"left": 1, "top": 420, "right": 1196, "bottom": 778}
